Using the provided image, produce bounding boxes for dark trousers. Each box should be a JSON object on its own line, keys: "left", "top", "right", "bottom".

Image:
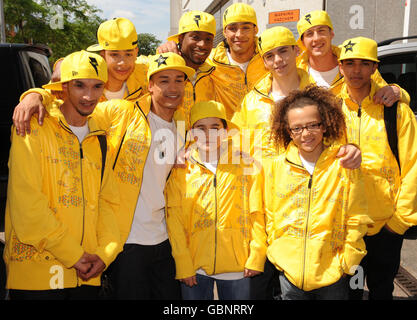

{"left": 9, "top": 285, "right": 99, "bottom": 300}
{"left": 106, "top": 239, "right": 181, "bottom": 300}
{"left": 250, "top": 258, "right": 281, "bottom": 300}
{"left": 349, "top": 227, "right": 404, "bottom": 300}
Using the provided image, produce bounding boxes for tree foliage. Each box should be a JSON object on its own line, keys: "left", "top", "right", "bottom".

{"left": 137, "top": 33, "right": 162, "bottom": 56}
{"left": 4, "top": 0, "right": 104, "bottom": 63}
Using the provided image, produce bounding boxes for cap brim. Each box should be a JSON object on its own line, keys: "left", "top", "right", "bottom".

{"left": 338, "top": 55, "right": 380, "bottom": 63}
{"left": 86, "top": 44, "right": 104, "bottom": 52}
{"left": 148, "top": 65, "right": 195, "bottom": 81}
{"left": 42, "top": 81, "right": 64, "bottom": 91}
{"left": 167, "top": 34, "right": 180, "bottom": 43}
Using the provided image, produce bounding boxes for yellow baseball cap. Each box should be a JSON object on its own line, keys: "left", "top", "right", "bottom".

{"left": 147, "top": 52, "right": 195, "bottom": 81}
{"left": 167, "top": 11, "right": 216, "bottom": 43}
{"left": 296, "top": 10, "right": 333, "bottom": 49}
{"left": 339, "top": 37, "right": 380, "bottom": 63}
{"left": 257, "top": 26, "right": 297, "bottom": 57}
{"left": 87, "top": 17, "right": 138, "bottom": 52}
{"left": 43, "top": 50, "right": 108, "bottom": 91}
{"left": 223, "top": 3, "right": 257, "bottom": 29}
{"left": 190, "top": 100, "right": 238, "bottom": 130}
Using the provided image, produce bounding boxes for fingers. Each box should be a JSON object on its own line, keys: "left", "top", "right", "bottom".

{"left": 157, "top": 41, "right": 180, "bottom": 55}
{"left": 180, "top": 276, "right": 197, "bottom": 287}
{"left": 374, "top": 85, "right": 400, "bottom": 106}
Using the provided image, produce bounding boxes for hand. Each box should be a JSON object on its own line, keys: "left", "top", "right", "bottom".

{"left": 156, "top": 41, "right": 180, "bottom": 55}
{"left": 337, "top": 144, "right": 362, "bottom": 169}
{"left": 73, "top": 252, "right": 94, "bottom": 275}
{"left": 77, "top": 254, "right": 106, "bottom": 281}
{"left": 12, "top": 92, "right": 46, "bottom": 136}
{"left": 244, "top": 268, "right": 261, "bottom": 278}
{"left": 179, "top": 275, "right": 197, "bottom": 287}
{"left": 373, "top": 85, "right": 400, "bottom": 107}
{"left": 174, "top": 147, "right": 191, "bottom": 168}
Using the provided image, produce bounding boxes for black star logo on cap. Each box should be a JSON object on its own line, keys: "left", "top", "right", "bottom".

{"left": 155, "top": 54, "right": 168, "bottom": 68}
{"left": 223, "top": 9, "right": 229, "bottom": 22}
{"left": 194, "top": 15, "right": 201, "bottom": 27}
{"left": 344, "top": 40, "right": 356, "bottom": 53}
{"left": 258, "top": 37, "right": 263, "bottom": 51}
{"left": 89, "top": 57, "right": 99, "bottom": 76}
{"left": 305, "top": 14, "right": 312, "bottom": 25}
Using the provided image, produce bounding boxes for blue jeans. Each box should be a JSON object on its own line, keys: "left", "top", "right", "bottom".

{"left": 181, "top": 273, "right": 250, "bottom": 300}
{"left": 279, "top": 273, "right": 349, "bottom": 300}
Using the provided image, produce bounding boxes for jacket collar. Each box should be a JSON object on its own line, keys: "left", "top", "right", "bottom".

{"left": 49, "top": 100, "right": 105, "bottom": 135}
{"left": 339, "top": 79, "right": 382, "bottom": 108}
{"left": 210, "top": 38, "right": 261, "bottom": 66}
{"left": 253, "top": 68, "right": 313, "bottom": 100}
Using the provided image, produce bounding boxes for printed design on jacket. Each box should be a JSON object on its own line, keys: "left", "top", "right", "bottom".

{"left": 11, "top": 235, "right": 37, "bottom": 262}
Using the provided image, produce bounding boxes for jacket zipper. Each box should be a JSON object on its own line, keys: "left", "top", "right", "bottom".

{"left": 357, "top": 104, "right": 362, "bottom": 146}
{"left": 301, "top": 175, "right": 313, "bottom": 290}
{"left": 213, "top": 174, "right": 218, "bottom": 275}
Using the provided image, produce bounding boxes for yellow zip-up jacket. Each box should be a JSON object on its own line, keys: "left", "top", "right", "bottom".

{"left": 165, "top": 142, "right": 267, "bottom": 280}
{"left": 207, "top": 40, "right": 269, "bottom": 120}
{"left": 261, "top": 142, "right": 371, "bottom": 292}
{"left": 297, "top": 45, "right": 410, "bottom": 103}
{"left": 4, "top": 101, "right": 121, "bottom": 290}
{"left": 338, "top": 81, "right": 417, "bottom": 235}
{"left": 174, "top": 62, "right": 217, "bottom": 131}
{"left": 92, "top": 97, "right": 153, "bottom": 244}
{"left": 232, "top": 69, "right": 313, "bottom": 158}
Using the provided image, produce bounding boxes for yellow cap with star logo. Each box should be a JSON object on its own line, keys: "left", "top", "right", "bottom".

{"left": 338, "top": 37, "right": 380, "bottom": 63}
{"left": 167, "top": 11, "right": 216, "bottom": 43}
{"left": 257, "top": 26, "right": 297, "bottom": 57}
{"left": 147, "top": 52, "right": 195, "bottom": 81}
{"left": 190, "top": 100, "right": 238, "bottom": 131}
{"left": 296, "top": 10, "right": 333, "bottom": 50}
{"left": 223, "top": 3, "right": 257, "bottom": 29}
{"left": 43, "top": 50, "right": 108, "bottom": 91}
{"left": 87, "top": 17, "right": 138, "bottom": 52}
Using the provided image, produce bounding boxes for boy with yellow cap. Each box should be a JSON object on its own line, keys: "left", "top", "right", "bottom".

{"left": 337, "top": 37, "right": 417, "bottom": 300}
{"left": 208, "top": 3, "right": 268, "bottom": 119}
{"left": 232, "top": 26, "right": 313, "bottom": 160}
{"left": 14, "top": 17, "right": 149, "bottom": 135}
{"left": 4, "top": 50, "right": 122, "bottom": 300}
{"left": 296, "top": 10, "right": 409, "bottom": 106}
{"left": 164, "top": 11, "right": 218, "bottom": 129}
{"left": 165, "top": 100, "right": 266, "bottom": 300}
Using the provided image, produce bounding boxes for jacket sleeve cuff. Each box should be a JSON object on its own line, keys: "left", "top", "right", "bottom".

{"left": 94, "top": 242, "right": 122, "bottom": 270}
{"left": 47, "top": 235, "right": 85, "bottom": 269}
{"left": 386, "top": 214, "right": 410, "bottom": 235}
{"left": 173, "top": 253, "right": 195, "bottom": 280}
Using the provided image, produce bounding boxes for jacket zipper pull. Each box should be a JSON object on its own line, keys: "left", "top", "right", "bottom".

{"left": 213, "top": 175, "right": 217, "bottom": 188}
{"left": 80, "top": 145, "right": 84, "bottom": 159}
{"left": 308, "top": 176, "right": 312, "bottom": 189}
{"left": 357, "top": 105, "right": 362, "bottom": 118}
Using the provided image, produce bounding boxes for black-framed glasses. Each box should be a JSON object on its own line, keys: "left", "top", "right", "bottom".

{"left": 289, "top": 122, "right": 322, "bottom": 135}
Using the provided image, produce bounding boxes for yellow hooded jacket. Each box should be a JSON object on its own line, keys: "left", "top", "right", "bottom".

{"left": 339, "top": 81, "right": 417, "bottom": 236}
{"left": 4, "top": 101, "right": 121, "bottom": 290}
{"left": 297, "top": 45, "right": 410, "bottom": 103}
{"left": 165, "top": 141, "right": 267, "bottom": 280}
{"left": 232, "top": 69, "right": 313, "bottom": 158}
{"left": 262, "top": 141, "right": 371, "bottom": 291}
{"left": 207, "top": 40, "right": 269, "bottom": 120}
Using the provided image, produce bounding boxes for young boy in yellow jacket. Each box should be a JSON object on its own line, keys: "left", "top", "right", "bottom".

{"left": 261, "top": 85, "right": 372, "bottom": 300}
{"left": 165, "top": 101, "right": 267, "bottom": 300}
{"left": 4, "top": 50, "right": 122, "bottom": 300}
{"left": 338, "top": 37, "right": 417, "bottom": 300}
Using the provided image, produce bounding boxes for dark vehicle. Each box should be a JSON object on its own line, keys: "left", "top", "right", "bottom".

{"left": 0, "top": 43, "right": 52, "bottom": 299}
{"left": 378, "top": 35, "right": 417, "bottom": 114}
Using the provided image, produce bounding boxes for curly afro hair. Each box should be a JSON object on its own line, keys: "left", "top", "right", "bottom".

{"left": 270, "top": 84, "right": 346, "bottom": 149}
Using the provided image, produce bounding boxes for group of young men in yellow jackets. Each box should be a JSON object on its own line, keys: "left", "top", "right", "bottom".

{"left": 4, "top": 2, "right": 417, "bottom": 301}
